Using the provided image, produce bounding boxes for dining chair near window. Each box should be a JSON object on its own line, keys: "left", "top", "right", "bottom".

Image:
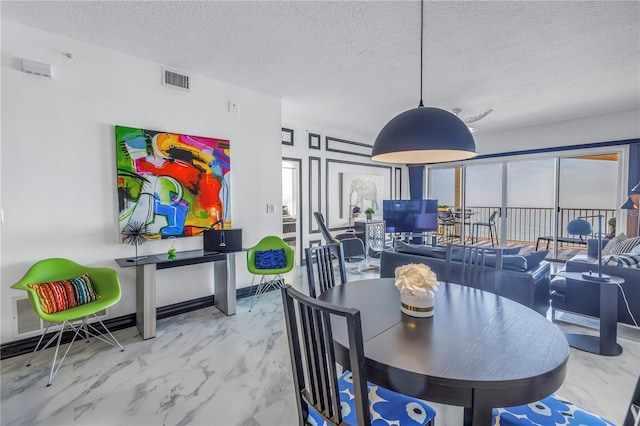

{"left": 437, "top": 209, "right": 456, "bottom": 242}
{"left": 444, "top": 244, "right": 503, "bottom": 293}
{"left": 472, "top": 210, "right": 499, "bottom": 246}
{"left": 247, "top": 235, "right": 295, "bottom": 311}
{"left": 10, "top": 258, "right": 124, "bottom": 386}
{"left": 305, "top": 243, "right": 347, "bottom": 298}
{"left": 454, "top": 208, "right": 473, "bottom": 241}
{"left": 280, "top": 284, "right": 436, "bottom": 426}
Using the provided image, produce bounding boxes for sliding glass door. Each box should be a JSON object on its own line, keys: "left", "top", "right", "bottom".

{"left": 465, "top": 163, "right": 502, "bottom": 245}
{"left": 428, "top": 149, "right": 622, "bottom": 260}
{"left": 557, "top": 154, "right": 619, "bottom": 259}
{"left": 506, "top": 158, "right": 557, "bottom": 254}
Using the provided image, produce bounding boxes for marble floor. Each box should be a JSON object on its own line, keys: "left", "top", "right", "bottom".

{"left": 1, "top": 266, "right": 638, "bottom": 426}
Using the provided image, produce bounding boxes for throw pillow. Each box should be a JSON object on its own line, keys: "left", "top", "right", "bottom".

{"left": 601, "top": 233, "right": 640, "bottom": 255}
{"left": 28, "top": 273, "right": 100, "bottom": 314}
{"left": 485, "top": 247, "right": 521, "bottom": 255}
{"left": 524, "top": 250, "right": 549, "bottom": 271}
{"left": 483, "top": 254, "right": 527, "bottom": 272}
{"left": 255, "top": 248, "right": 286, "bottom": 269}
{"left": 601, "top": 254, "right": 640, "bottom": 268}
{"left": 631, "top": 244, "right": 640, "bottom": 255}
{"left": 394, "top": 241, "right": 447, "bottom": 259}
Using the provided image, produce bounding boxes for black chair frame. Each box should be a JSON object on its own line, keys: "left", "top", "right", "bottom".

{"left": 306, "top": 243, "right": 348, "bottom": 298}
{"left": 472, "top": 210, "right": 499, "bottom": 246}
{"left": 445, "top": 243, "right": 503, "bottom": 292}
{"left": 281, "top": 285, "right": 371, "bottom": 426}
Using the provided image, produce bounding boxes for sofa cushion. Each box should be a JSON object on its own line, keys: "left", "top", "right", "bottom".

{"left": 394, "top": 241, "right": 529, "bottom": 271}
{"left": 492, "top": 255, "right": 527, "bottom": 272}
{"left": 601, "top": 254, "right": 640, "bottom": 268}
{"left": 602, "top": 233, "right": 640, "bottom": 256}
{"left": 524, "top": 250, "right": 549, "bottom": 271}
{"left": 394, "top": 241, "right": 447, "bottom": 259}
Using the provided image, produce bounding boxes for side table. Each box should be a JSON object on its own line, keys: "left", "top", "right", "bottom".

{"left": 354, "top": 220, "right": 386, "bottom": 251}
{"left": 558, "top": 272, "right": 624, "bottom": 356}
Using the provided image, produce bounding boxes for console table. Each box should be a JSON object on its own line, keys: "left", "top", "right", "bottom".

{"left": 558, "top": 271, "right": 624, "bottom": 356}
{"left": 115, "top": 249, "right": 238, "bottom": 339}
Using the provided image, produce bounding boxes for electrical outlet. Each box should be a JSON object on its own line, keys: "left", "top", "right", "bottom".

{"left": 266, "top": 204, "right": 275, "bottom": 213}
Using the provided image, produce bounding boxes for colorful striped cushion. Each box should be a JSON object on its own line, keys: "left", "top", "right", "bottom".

{"left": 28, "top": 274, "right": 100, "bottom": 314}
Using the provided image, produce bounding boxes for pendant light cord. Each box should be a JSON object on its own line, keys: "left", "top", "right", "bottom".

{"left": 419, "top": 0, "right": 424, "bottom": 107}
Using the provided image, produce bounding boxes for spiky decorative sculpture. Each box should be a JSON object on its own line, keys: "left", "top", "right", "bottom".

{"left": 122, "top": 221, "right": 149, "bottom": 260}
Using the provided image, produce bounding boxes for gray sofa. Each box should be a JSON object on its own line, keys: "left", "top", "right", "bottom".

{"left": 550, "top": 239, "right": 640, "bottom": 326}
{"left": 380, "top": 244, "right": 552, "bottom": 316}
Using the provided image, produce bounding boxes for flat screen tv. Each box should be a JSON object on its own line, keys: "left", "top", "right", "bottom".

{"left": 383, "top": 199, "right": 438, "bottom": 233}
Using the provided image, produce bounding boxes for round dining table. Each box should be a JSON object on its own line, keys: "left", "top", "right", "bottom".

{"left": 317, "top": 278, "right": 569, "bottom": 426}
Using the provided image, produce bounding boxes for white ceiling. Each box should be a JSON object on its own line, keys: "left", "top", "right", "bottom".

{"left": 2, "top": 1, "right": 639, "bottom": 140}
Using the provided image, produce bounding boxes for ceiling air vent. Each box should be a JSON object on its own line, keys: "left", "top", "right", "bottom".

{"left": 162, "top": 67, "right": 190, "bottom": 92}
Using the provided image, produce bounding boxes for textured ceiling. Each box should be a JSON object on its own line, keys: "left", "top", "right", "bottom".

{"left": 2, "top": 1, "right": 639, "bottom": 140}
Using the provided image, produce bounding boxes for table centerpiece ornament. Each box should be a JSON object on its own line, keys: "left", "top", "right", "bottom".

{"left": 394, "top": 263, "right": 439, "bottom": 317}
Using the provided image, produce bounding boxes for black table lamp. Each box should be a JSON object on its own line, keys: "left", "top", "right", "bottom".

{"left": 567, "top": 216, "right": 610, "bottom": 282}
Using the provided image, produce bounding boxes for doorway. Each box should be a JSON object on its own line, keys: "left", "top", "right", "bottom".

{"left": 282, "top": 158, "right": 302, "bottom": 264}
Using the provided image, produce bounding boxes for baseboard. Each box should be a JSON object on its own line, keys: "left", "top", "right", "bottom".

{"left": 1, "top": 284, "right": 262, "bottom": 360}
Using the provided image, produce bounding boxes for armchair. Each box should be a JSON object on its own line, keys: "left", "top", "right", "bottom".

{"left": 313, "top": 211, "right": 368, "bottom": 268}
{"left": 11, "top": 258, "right": 124, "bottom": 386}
{"left": 247, "top": 235, "right": 295, "bottom": 311}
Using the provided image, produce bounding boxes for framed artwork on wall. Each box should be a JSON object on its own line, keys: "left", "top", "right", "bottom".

{"left": 282, "top": 128, "right": 294, "bottom": 146}
{"left": 339, "top": 173, "right": 385, "bottom": 219}
{"left": 116, "top": 125, "right": 231, "bottom": 241}
{"left": 326, "top": 159, "right": 392, "bottom": 230}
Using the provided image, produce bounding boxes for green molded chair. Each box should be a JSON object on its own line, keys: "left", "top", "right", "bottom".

{"left": 247, "top": 236, "right": 294, "bottom": 311}
{"left": 11, "top": 258, "right": 124, "bottom": 386}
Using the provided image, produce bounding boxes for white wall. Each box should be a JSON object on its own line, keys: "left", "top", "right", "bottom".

{"left": 281, "top": 101, "right": 407, "bottom": 260}
{"left": 475, "top": 109, "right": 640, "bottom": 154}
{"left": 0, "top": 21, "right": 283, "bottom": 344}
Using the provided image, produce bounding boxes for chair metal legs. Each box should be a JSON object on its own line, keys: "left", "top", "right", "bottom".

{"left": 26, "top": 314, "right": 124, "bottom": 386}
{"left": 472, "top": 223, "right": 497, "bottom": 246}
{"left": 249, "top": 274, "right": 284, "bottom": 312}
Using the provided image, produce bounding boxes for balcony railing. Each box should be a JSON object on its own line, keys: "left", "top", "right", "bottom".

{"left": 464, "top": 206, "right": 616, "bottom": 246}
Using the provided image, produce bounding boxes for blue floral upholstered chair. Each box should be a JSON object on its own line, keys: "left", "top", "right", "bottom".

{"left": 281, "top": 284, "right": 436, "bottom": 426}
{"left": 492, "top": 394, "right": 615, "bottom": 425}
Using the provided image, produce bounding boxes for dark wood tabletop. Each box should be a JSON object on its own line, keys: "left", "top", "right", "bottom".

{"left": 318, "top": 278, "right": 569, "bottom": 426}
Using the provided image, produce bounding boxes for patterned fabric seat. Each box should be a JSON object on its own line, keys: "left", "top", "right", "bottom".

{"left": 492, "top": 394, "right": 615, "bottom": 426}
{"left": 309, "top": 371, "right": 436, "bottom": 426}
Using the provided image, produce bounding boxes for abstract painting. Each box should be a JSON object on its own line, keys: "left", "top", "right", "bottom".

{"left": 116, "top": 125, "right": 230, "bottom": 240}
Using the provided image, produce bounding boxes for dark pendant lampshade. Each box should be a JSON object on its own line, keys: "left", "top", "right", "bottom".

{"left": 371, "top": 106, "right": 478, "bottom": 164}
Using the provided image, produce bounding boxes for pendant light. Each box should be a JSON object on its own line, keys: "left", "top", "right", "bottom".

{"left": 371, "top": 0, "right": 478, "bottom": 164}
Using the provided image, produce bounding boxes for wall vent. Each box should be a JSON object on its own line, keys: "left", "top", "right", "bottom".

{"left": 162, "top": 67, "right": 190, "bottom": 91}
{"left": 13, "top": 296, "right": 107, "bottom": 338}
